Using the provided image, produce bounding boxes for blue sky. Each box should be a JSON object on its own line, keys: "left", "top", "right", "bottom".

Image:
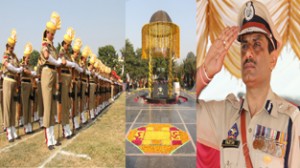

{"left": 0, "top": 0, "right": 125, "bottom": 61}
{"left": 126, "top": 0, "right": 197, "bottom": 62}
{"left": 0, "top": 0, "right": 196, "bottom": 64}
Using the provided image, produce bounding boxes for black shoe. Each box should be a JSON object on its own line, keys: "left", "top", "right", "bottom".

{"left": 55, "top": 142, "right": 61, "bottom": 146}
{"left": 15, "top": 136, "right": 21, "bottom": 140}
{"left": 3, "top": 128, "right": 6, "bottom": 132}
{"left": 75, "top": 126, "right": 81, "bottom": 131}
{"left": 19, "top": 124, "right": 24, "bottom": 127}
{"left": 82, "top": 121, "right": 88, "bottom": 125}
{"left": 66, "top": 135, "right": 73, "bottom": 139}
{"left": 48, "top": 145, "right": 55, "bottom": 150}
{"left": 28, "top": 130, "right": 35, "bottom": 134}
{"left": 8, "top": 139, "right": 14, "bottom": 143}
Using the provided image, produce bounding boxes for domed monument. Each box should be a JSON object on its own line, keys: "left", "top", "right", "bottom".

{"left": 142, "top": 10, "right": 180, "bottom": 103}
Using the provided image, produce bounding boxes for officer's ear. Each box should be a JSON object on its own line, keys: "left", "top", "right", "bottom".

{"left": 269, "top": 44, "right": 280, "bottom": 70}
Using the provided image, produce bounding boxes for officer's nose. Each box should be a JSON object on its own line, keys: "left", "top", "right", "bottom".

{"left": 245, "top": 47, "right": 254, "bottom": 59}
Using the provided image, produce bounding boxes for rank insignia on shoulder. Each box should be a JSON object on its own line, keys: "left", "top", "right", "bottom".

{"left": 222, "top": 123, "right": 240, "bottom": 148}
{"left": 265, "top": 100, "right": 273, "bottom": 114}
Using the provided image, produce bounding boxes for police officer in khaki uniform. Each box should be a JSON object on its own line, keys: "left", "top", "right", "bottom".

{"left": 58, "top": 27, "right": 77, "bottom": 139}
{"left": 40, "top": 12, "right": 65, "bottom": 150}
{"left": 87, "top": 54, "right": 97, "bottom": 119}
{"left": 2, "top": 29, "right": 23, "bottom": 142}
{"left": 71, "top": 38, "right": 83, "bottom": 130}
{"left": 197, "top": 1, "right": 300, "bottom": 167}
{"left": 20, "top": 43, "right": 36, "bottom": 134}
{"left": 79, "top": 46, "right": 91, "bottom": 124}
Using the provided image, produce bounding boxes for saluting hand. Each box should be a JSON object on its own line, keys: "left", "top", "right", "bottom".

{"left": 204, "top": 26, "right": 239, "bottom": 78}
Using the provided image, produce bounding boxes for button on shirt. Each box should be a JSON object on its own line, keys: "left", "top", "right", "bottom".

{"left": 197, "top": 89, "right": 300, "bottom": 168}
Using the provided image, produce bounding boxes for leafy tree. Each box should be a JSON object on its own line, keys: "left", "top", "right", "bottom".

{"left": 56, "top": 42, "right": 61, "bottom": 53}
{"left": 121, "top": 39, "right": 149, "bottom": 82}
{"left": 121, "top": 39, "right": 138, "bottom": 82}
{"left": 182, "top": 51, "right": 196, "bottom": 88}
{"left": 98, "top": 45, "right": 118, "bottom": 68}
{"left": 29, "top": 50, "right": 39, "bottom": 67}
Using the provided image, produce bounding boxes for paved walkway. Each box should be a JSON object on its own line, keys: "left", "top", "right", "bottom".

{"left": 126, "top": 89, "right": 196, "bottom": 168}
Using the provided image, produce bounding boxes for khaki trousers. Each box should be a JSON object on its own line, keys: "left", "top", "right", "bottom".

{"left": 89, "top": 83, "right": 96, "bottom": 110}
{"left": 21, "top": 82, "right": 32, "bottom": 125}
{"left": 70, "top": 80, "right": 78, "bottom": 117}
{"left": 41, "top": 67, "right": 57, "bottom": 128}
{"left": 37, "top": 81, "right": 44, "bottom": 117}
{"left": 3, "top": 78, "right": 17, "bottom": 127}
{"left": 61, "top": 73, "right": 71, "bottom": 125}
{"left": 80, "top": 81, "right": 87, "bottom": 111}
{"left": 0, "top": 88, "right": 3, "bottom": 126}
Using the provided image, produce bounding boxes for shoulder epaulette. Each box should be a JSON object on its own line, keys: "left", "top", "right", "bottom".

{"left": 225, "top": 93, "right": 240, "bottom": 110}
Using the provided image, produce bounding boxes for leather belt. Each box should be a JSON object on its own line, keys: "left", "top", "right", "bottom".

{"left": 43, "top": 64, "right": 56, "bottom": 70}
{"left": 61, "top": 70, "right": 70, "bottom": 74}
{"left": 21, "top": 79, "right": 31, "bottom": 83}
{"left": 6, "top": 75, "right": 16, "bottom": 79}
{"left": 81, "top": 79, "right": 87, "bottom": 82}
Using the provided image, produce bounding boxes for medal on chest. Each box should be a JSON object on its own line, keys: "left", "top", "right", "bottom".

{"left": 253, "top": 124, "right": 287, "bottom": 158}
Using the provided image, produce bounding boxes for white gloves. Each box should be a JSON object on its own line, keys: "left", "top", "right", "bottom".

{"left": 6, "top": 63, "right": 23, "bottom": 74}
{"left": 65, "top": 60, "right": 75, "bottom": 68}
{"left": 85, "top": 70, "right": 91, "bottom": 75}
{"left": 30, "top": 71, "right": 37, "bottom": 77}
{"left": 47, "top": 56, "right": 61, "bottom": 67}
{"left": 74, "top": 64, "right": 83, "bottom": 73}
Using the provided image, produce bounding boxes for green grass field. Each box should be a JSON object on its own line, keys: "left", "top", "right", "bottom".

{"left": 0, "top": 93, "right": 125, "bottom": 167}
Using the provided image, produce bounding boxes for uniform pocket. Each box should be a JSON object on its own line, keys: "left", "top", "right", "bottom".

{"left": 254, "top": 149, "right": 284, "bottom": 168}
{"left": 222, "top": 148, "right": 240, "bottom": 168}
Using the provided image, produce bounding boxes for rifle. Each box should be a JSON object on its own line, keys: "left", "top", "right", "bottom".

{"left": 71, "top": 68, "right": 76, "bottom": 132}
{"left": 56, "top": 67, "right": 62, "bottom": 143}
{"left": 16, "top": 73, "right": 21, "bottom": 137}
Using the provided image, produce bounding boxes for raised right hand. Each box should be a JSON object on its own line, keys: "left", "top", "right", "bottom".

{"left": 204, "top": 26, "right": 239, "bottom": 78}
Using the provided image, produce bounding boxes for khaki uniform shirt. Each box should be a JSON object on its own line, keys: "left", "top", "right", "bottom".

{"left": 71, "top": 55, "right": 80, "bottom": 79}
{"left": 2, "top": 51, "right": 20, "bottom": 77}
{"left": 39, "top": 39, "right": 58, "bottom": 66}
{"left": 197, "top": 89, "right": 300, "bottom": 168}
{"left": 59, "top": 48, "right": 72, "bottom": 72}
{"left": 19, "top": 63, "right": 32, "bottom": 80}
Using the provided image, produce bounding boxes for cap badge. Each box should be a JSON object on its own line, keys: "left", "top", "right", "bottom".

{"left": 244, "top": 1, "right": 255, "bottom": 21}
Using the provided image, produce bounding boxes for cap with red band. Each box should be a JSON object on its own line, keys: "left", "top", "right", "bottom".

{"left": 237, "top": 1, "right": 282, "bottom": 50}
